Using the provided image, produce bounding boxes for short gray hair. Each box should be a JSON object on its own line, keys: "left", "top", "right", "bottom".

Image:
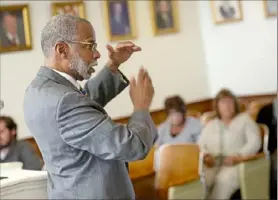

{"left": 41, "top": 14, "right": 90, "bottom": 57}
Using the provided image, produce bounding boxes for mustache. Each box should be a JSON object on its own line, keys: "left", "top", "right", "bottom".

{"left": 88, "top": 61, "right": 98, "bottom": 67}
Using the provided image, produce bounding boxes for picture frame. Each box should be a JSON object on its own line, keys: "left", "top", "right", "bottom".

{"left": 263, "top": 0, "right": 277, "bottom": 18}
{"left": 103, "top": 0, "right": 136, "bottom": 42}
{"left": 0, "top": 4, "right": 32, "bottom": 53}
{"left": 51, "top": 1, "right": 86, "bottom": 18}
{"left": 211, "top": 0, "right": 243, "bottom": 24}
{"left": 150, "top": 0, "right": 179, "bottom": 36}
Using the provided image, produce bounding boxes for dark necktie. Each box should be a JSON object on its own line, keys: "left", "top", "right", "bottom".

{"left": 79, "top": 86, "right": 87, "bottom": 96}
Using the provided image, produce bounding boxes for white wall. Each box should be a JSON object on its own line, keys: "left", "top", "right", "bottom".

{"left": 199, "top": 1, "right": 277, "bottom": 96}
{"left": 0, "top": 1, "right": 209, "bottom": 139}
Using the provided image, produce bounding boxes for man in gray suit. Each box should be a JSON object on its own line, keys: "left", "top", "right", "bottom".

{"left": 23, "top": 14, "right": 157, "bottom": 199}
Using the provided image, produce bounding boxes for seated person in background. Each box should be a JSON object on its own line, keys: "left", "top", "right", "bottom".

{"left": 0, "top": 116, "right": 42, "bottom": 170}
{"left": 256, "top": 98, "right": 277, "bottom": 200}
{"left": 155, "top": 95, "right": 202, "bottom": 148}
{"left": 198, "top": 89, "right": 261, "bottom": 200}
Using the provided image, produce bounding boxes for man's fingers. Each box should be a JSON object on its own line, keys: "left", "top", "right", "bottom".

{"left": 145, "top": 71, "right": 152, "bottom": 84}
{"left": 117, "top": 42, "right": 134, "bottom": 49}
{"left": 132, "top": 46, "right": 141, "bottom": 52}
{"left": 106, "top": 44, "right": 114, "bottom": 56}
{"left": 137, "top": 67, "right": 146, "bottom": 85}
{"left": 129, "top": 76, "right": 136, "bottom": 89}
{"left": 116, "top": 41, "right": 141, "bottom": 51}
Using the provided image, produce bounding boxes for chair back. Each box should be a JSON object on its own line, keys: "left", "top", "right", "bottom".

{"left": 200, "top": 111, "right": 216, "bottom": 125}
{"left": 246, "top": 101, "right": 265, "bottom": 120}
{"left": 155, "top": 143, "right": 200, "bottom": 191}
{"left": 186, "top": 110, "right": 201, "bottom": 118}
{"left": 129, "top": 147, "right": 155, "bottom": 180}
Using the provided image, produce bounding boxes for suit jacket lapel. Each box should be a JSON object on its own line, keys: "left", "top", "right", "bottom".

{"left": 37, "top": 66, "right": 106, "bottom": 114}
{"left": 37, "top": 66, "right": 80, "bottom": 93}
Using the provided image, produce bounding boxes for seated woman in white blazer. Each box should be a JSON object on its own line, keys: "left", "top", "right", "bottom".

{"left": 198, "top": 89, "right": 262, "bottom": 200}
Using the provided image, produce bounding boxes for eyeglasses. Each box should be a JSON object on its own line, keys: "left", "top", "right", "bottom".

{"left": 66, "top": 40, "right": 98, "bottom": 52}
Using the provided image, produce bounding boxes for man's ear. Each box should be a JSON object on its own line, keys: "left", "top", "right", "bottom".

{"left": 11, "top": 129, "right": 16, "bottom": 137}
{"left": 55, "top": 42, "right": 68, "bottom": 58}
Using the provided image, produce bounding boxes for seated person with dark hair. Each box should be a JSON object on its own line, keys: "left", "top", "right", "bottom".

{"left": 155, "top": 95, "right": 202, "bottom": 148}
{"left": 0, "top": 116, "right": 42, "bottom": 170}
{"left": 256, "top": 98, "right": 277, "bottom": 200}
{"left": 154, "top": 95, "right": 202, "bottom": 171}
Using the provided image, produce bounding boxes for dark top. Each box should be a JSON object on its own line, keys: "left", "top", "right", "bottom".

{"left": 257, "top": 103, "right": 277, "bottom": 154}
{"left": 0, "top": 140, "right": 42, "bottom": 170}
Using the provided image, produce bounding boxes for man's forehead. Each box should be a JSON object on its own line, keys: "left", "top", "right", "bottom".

{"left": 0, "top": 121, "right": 5, "bottom": 128}
{"left": 77, "top": 22, "right": 96, "bottom": 41}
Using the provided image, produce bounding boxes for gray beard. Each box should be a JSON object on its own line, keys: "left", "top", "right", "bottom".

{"left": 69, "top": 53, "right": 91, "bottom": 80}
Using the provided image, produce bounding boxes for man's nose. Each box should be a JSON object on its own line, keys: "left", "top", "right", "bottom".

{"left": 93, "top": 50, "right": 101, "bottom": 59}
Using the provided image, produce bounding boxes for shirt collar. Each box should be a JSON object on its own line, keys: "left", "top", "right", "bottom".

{"left": 52, "top": 69, "right": 80, "bottom": 90}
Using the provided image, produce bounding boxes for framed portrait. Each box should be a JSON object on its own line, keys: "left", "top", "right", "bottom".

{"left": 103, "top": 0, "right": 136, "bottom": 41}
{"left": 263, "top": 0, "right": 277, "bottom": 17}
{"left": 51, "top": 1, "right": 86, "bottom": 18}
{"left": 0, "top": 4, "right": 32, "bottom": 53}
{"left": 150, "top": 0, "right": 179, "bottom": 35}
{"left": 211, "top": 0, "right": 243, "bottom": 24}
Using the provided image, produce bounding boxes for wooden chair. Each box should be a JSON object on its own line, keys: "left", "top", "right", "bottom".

{"left": 237, "top": 124, "right": 270, "bottom": 199}
{"left": 129, "top": 147, "right": 157, "bottom": 200}
{"left": 129, "top": 146, "right": 156, "bottom": 180}
{"left": 246, "top": 101, "right": 267, "bottom": 121}
{"left": 154, "top": 144, "right": 205, "bottom": 200}
{"left": 186, "top": 110, "right": 201, "bottom": 119}
{"left": 200, "top": 111, "right": 216, "bottom": 125}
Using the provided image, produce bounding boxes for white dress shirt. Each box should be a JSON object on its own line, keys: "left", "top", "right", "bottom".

{"left": 52, "top": 69, "right": 81, "bottom": 90}
{"left": 0, "top": 147, "right": 9, "bottom": 160}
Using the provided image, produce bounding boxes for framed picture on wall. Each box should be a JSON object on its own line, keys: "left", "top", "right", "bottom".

{"left": 211, "top": 0, "right": 243, "bottom": 24}
{"left": 150, "top": 0, "right": 179, "bottom": 35}
{"left": 51, "top": 1, "right": 86, "bottom": 18}
{"left": 263, "top": 0, "right": 277, "bottom": 17}
{"left": 103, "top": 0, "right": 136, "bottom": 41}
{"left": 0, "top": 4, "right": 32, "bottom": 53}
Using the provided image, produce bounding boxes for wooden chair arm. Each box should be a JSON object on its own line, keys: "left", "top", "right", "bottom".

{"left": 167, "top": 174, "right": 200, "bottom": 188}
{"left": 155, "top": 174, "right": 200, "bottom": 200}
{"left": 156, "top": 189, "right": 168, "bottom": 200}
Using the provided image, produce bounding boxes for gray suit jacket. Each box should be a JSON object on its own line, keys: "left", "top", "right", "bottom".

{"left": 23, "top": 66, "right": 157, "bottom": 199}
